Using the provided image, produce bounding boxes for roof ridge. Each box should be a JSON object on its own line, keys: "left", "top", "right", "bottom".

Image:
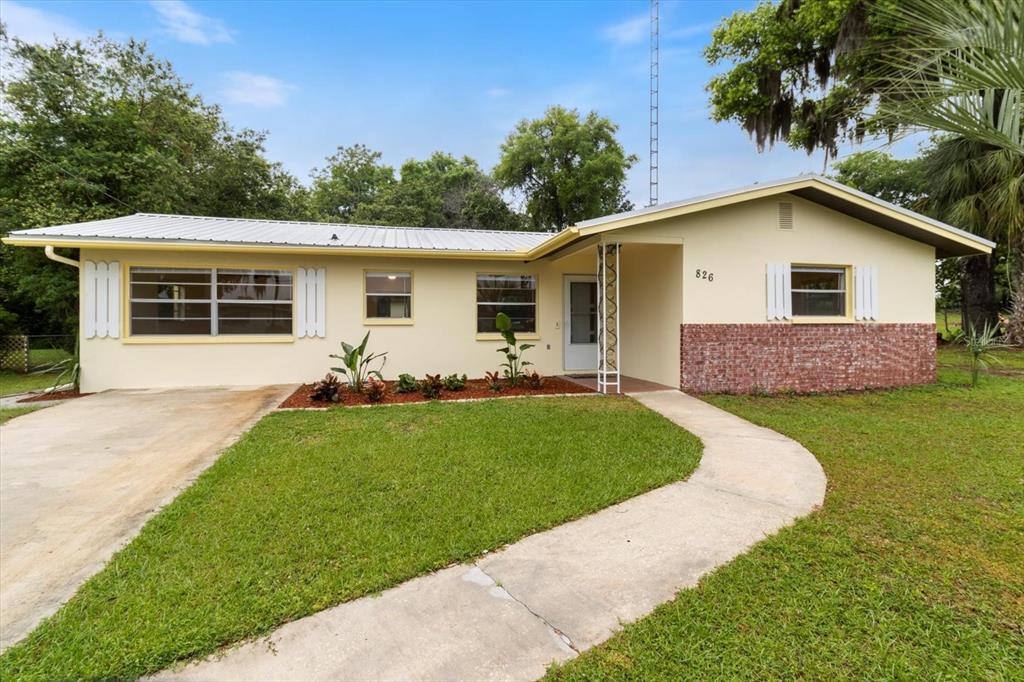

{"left": 132, "top": 213, "right": 555, "bottom": 237}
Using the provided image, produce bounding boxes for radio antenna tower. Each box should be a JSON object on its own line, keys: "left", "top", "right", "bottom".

{"left": 649, "top": 0, "right": 659, "bottom": 207}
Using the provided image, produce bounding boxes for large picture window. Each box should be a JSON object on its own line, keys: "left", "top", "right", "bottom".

{"left": 365, "top": 271, "right": 412, "bottom": 320}
{"left": 476, "top": 274, "right": 537, "bottom": 334}
{"left": 791, "top": 267, "right": 846, "bottom": 317}
{"left": 129, "top": 267, "right": 293, "bottom": 335}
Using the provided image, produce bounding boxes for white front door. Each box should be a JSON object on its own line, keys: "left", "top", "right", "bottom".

{"left": 563, "top": 275, "right": 598, "bottom": 371}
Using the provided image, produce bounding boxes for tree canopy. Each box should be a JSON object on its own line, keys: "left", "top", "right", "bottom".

{"left": 310, "top": 148, "right": 524, "bottom": 230}
{"left": 494, "top": 106, "right": 637, "bottom": 230}
{"left": 0, "top": 32, "right": 308, "bottom": 334}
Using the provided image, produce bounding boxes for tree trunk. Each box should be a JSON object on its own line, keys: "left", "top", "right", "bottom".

{"left": 1006, "top": 233, "right": 1024, "bottom": 346}
{"left": 960, "top": 254, "right": 998, "bottom": 334}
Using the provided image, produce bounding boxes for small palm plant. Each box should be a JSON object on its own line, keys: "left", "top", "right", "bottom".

{"left": 494, "top": 312, "right": 534, "bottom": 386}
{"left": 957, "top": 321, "right": 1006, "bottom": 387}
{"left": 329, "top": 331, "right": 387, "bottom": 393}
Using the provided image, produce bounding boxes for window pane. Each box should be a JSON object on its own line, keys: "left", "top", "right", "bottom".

{"left": 131, "top": 282, "right": 211, "bottom": 300}
{"left": 131, "top": 301, "right": 212, "bottom": 318}
{"left": 792, "top": 268, "right": 844, "bottom": 291}
{"left": 476, "top": 275, "right": 537, "bottom": 333}
{"left": 477, "top": 304, "right": 536, "bottom": 333}
{"left": 366, "top": 272, "right": 411, "bottom": 295}
{"left": 218, "top": 302, "right": 294, "bottom": 319}
{"left": 218, "top": 283, "right": 292, "bottom": 301}
{"left": 792, "top": 291, "right": 845, "bottom": 316}
{"left": 366, "top": 295, "right": 411, "bottom": 319}
{"left": 569, "top": 282, "right": 597, "bottom": 343}
{"left": 218, "top": 317, "right": 293, "bottom": 335}
{"left": 131, "top": 315, "right": 211, "bottom": 336}
{"left": 130, "top": 268, "right": 212, "bottom": 284}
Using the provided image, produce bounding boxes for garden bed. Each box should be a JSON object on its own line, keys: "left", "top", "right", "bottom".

{"left": 18, "top": 389, "right": 89, "bottom": 403}
{"left": 279, "top": 375, "right": 594, "bottom": 408}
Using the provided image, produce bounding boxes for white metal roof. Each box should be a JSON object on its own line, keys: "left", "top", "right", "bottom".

{"left": 6, "top": 213, "right": 552, "bottom": 253}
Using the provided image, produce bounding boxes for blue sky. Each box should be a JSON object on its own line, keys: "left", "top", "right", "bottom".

{"left": 1, "top": 0, "right": 914, "bottom": 208}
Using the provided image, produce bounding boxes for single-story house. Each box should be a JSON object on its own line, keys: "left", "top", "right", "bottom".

{"left": 2, "top": 174, "right": 993, "bottom": 395}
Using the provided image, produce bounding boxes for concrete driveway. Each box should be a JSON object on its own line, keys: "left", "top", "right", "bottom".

{"left": 0, "top": 385, "right": 292, "bottom": 650}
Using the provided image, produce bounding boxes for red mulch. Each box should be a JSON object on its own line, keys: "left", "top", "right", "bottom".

{"left": 18, "top": 389, "right": 91, "bottom": 403}
{"left": 279, "top": 376, "right": 594, "bottom": 409}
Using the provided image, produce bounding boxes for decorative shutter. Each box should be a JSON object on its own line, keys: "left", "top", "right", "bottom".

{"left": 295, "top": 267, "right": 326, "bottom": 338}
{"left": 855, "top": 265, "right": 879, "bottom": 320}
{"left": 766, "top": 263, "right": 792, "bottom": 321}
{"left": 83, "top": 260, "right": 121, "bottom": 339}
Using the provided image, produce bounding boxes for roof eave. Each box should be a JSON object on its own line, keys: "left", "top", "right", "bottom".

{"left": 0, "top": 235, "right": 536, "bottom": 260}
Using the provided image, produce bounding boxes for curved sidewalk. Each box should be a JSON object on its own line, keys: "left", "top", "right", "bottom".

{"left": 156, "top": 390, "right": 826, "bottom": 681}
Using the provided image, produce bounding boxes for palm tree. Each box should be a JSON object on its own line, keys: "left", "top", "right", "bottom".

{"left": 923, "top": 137, "right": 1023, "bottom": 336}
{"left": 874, "top": 0, "right": 1023, "bottom": 155}
{"left": 875, "top": 0, "right": 1023, "bottom": 342}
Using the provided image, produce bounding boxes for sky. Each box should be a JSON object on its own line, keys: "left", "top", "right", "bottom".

{"left": 0, "top": 0, "right": 917, "bottom": 209}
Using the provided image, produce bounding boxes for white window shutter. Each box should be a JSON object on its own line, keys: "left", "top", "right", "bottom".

{"left": 766, "top": 263, "right": 792, "bottom": 320}
{"left": 82, "top": 261, "right": 120, "bottom": 339}
{"left": 295, "top": 267, "right": 325, "bottom": 338}
{"left": 315, "top": 268, "right": 326, "bottom": 338}
{"left": 855, "top": 266, "right": 880, "bottom": 320}
{"left": 295, "top": 268, "right": 308, "bottom": 337}
{"left": 107, "top": 262, "right": 120, "bottom": 338}
{"left": 83, "top": 261, "right": 97, "bottom": 338}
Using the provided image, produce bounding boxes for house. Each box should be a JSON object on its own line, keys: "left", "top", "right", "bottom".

{"left": 2, "top": 175, "right": 993, "bottom": 395}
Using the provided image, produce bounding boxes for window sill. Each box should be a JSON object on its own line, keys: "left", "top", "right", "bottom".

{"left": 121, "top": 335, "right": 295, "bottom": 345}
{"left": 790, "top": 316, "right": 855, "bottom": 325}
{"left": 363, "top": 318, "right": 414, "bottom": 326}
{"left": 475, "top": 332, "right": 541, "bottom": 341}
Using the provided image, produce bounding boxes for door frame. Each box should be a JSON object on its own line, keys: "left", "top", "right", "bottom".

{"left": 563, "top": 274, "right": 599, "bottom": 372}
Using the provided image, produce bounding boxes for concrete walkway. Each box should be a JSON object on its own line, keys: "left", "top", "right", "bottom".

{"left": 0, "top": 385, "right": 293, "bottom": 649}
{"left": 156, "top": 390, "right": 827, "bottom": 681}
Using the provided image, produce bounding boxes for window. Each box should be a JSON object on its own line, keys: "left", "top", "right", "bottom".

{"left": 129, "top": 267, "right": 293, "bottom": 335}
{"left": 365, "top": 271, "right": 412, "bottom": 320}
{"left": 476, "top": 274, "right": 537, "bottom": 334}
{"left": 791, "top": 267, "right": 846, "bottom": 317}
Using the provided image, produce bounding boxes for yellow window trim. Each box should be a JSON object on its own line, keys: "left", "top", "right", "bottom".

{"left": 120, "top": 261, "right": 299, "bottom": 343}
{"left": 789, "top": 263, "right": 855, "bottom": 323}
{"left": 475, "top": 270, "right": 540, "bottom": 340}
{"left": 362, "top": 268, "right": 414, "bottom": 325}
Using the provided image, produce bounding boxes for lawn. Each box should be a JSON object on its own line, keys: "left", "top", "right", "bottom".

{"left": 0, "top": 406, "right": 45, "bottom": 425}
{"left": 0, "top": 347, "right": 72, "bottom": 397}
{"left": 548, "top": 349, "right": 1023, "bottom": 680}
{"left": 0, "top": 396, "right": 702, "bottom": 681}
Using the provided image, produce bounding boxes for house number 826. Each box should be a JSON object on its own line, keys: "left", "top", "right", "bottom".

{"left": 696, "top": 269, "right": 714, "bottom": 282}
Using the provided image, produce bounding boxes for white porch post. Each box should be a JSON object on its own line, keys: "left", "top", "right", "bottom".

{"left": 597, "top": 242, "right": 621, "bottom": 394}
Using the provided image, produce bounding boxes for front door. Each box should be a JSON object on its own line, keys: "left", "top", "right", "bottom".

{"left": 563, "top": 275, "right": 598, "bottom": 371}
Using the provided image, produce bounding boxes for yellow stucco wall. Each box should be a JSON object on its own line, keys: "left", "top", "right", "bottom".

{"left": 77, "top": 193, "right": 937, "bottom": 391}
{"left": 610, "top": 193, "right": 936, "bottom": 325}
{"left": 79, "top": 247, "right": 596, "bottom": 391}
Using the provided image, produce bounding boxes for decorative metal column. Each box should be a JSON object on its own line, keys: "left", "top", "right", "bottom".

{"left": 597, "top": 242, "right": 621, "bottom": 394}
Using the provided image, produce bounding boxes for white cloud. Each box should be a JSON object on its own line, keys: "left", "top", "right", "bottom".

{"left": 221, "top": 71, "right": 295, "bottom": 107}
{"left": 0, "top": 0, "right": 86, "bottom": 44}
{"left": 667, "top": 21, "right": 717, "bottom": 41}
{"left": 601, "top": 14, "right": 648, "bottom": 45}
{"left": 485, "top": 87, "right": 510, "bottom": 98}
{"left": 150, "top": 0, "right": 232, "bottom": 45}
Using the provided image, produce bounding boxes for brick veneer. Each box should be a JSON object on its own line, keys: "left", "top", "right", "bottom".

{"left": 679, "top": 323, "right": 936, "bottom": 394}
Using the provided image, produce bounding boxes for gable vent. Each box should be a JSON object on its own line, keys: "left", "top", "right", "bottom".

{"left": 778, "top": 202, "right": 794, "bottom": 230}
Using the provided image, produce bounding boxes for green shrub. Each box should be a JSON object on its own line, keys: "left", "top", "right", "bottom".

{"left": 485, "top": 370, "right": 503, "bottom": 392}
{"left": 443, "top": 373, "right": 467, "bottom": 391}
{"left": 420, "top": 374, "right": 443, "bottom": 399}
{"left": 395, "top": 373, "right": 419, "bottom": 394}
{"left": 495, "top": 312, "right": 534, "bottom": 386}
{"left": 329, "top": 332, "right": 387, "bottom": 393}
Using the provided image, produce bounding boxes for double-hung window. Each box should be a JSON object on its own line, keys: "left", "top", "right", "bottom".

{"left": 129, "top": 267, "right": 293, "bottom": 335}
{"left": 791, "top": 267, "right": 847, "bottom": 317}
{"left": 365, "top": 271, "right": 412, "bottom": 320}
{"left": 476, "top": 274, "right": 537, "bottom": 334}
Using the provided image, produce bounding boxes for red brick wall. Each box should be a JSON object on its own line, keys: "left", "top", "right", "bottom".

{"left": 679, "top": 323, "right": 936, "bottom": 394}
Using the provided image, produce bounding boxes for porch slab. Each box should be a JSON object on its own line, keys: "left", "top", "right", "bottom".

{"left": 561, "top": 374, "right": 675, "bottom": 393}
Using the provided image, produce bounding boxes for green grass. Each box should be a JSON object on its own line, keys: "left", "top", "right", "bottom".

{"left": 548, "top": 364, "right": 1022, "bottom": 679}
{"left": 937, "top": 308, "right": 962, "bottom": 336}
{"left": 0, "top": 370, "right": 65, "bottom": 397}
{"left": 0, "top": 405, "right": 44, "bottom": 424}
{"left": 0, "top": 396, "right": 701, "bottom": 681}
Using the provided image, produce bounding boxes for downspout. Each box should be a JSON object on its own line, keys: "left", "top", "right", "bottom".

{"left": 44, "top": 245, "right": 80, "bottom": 269}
